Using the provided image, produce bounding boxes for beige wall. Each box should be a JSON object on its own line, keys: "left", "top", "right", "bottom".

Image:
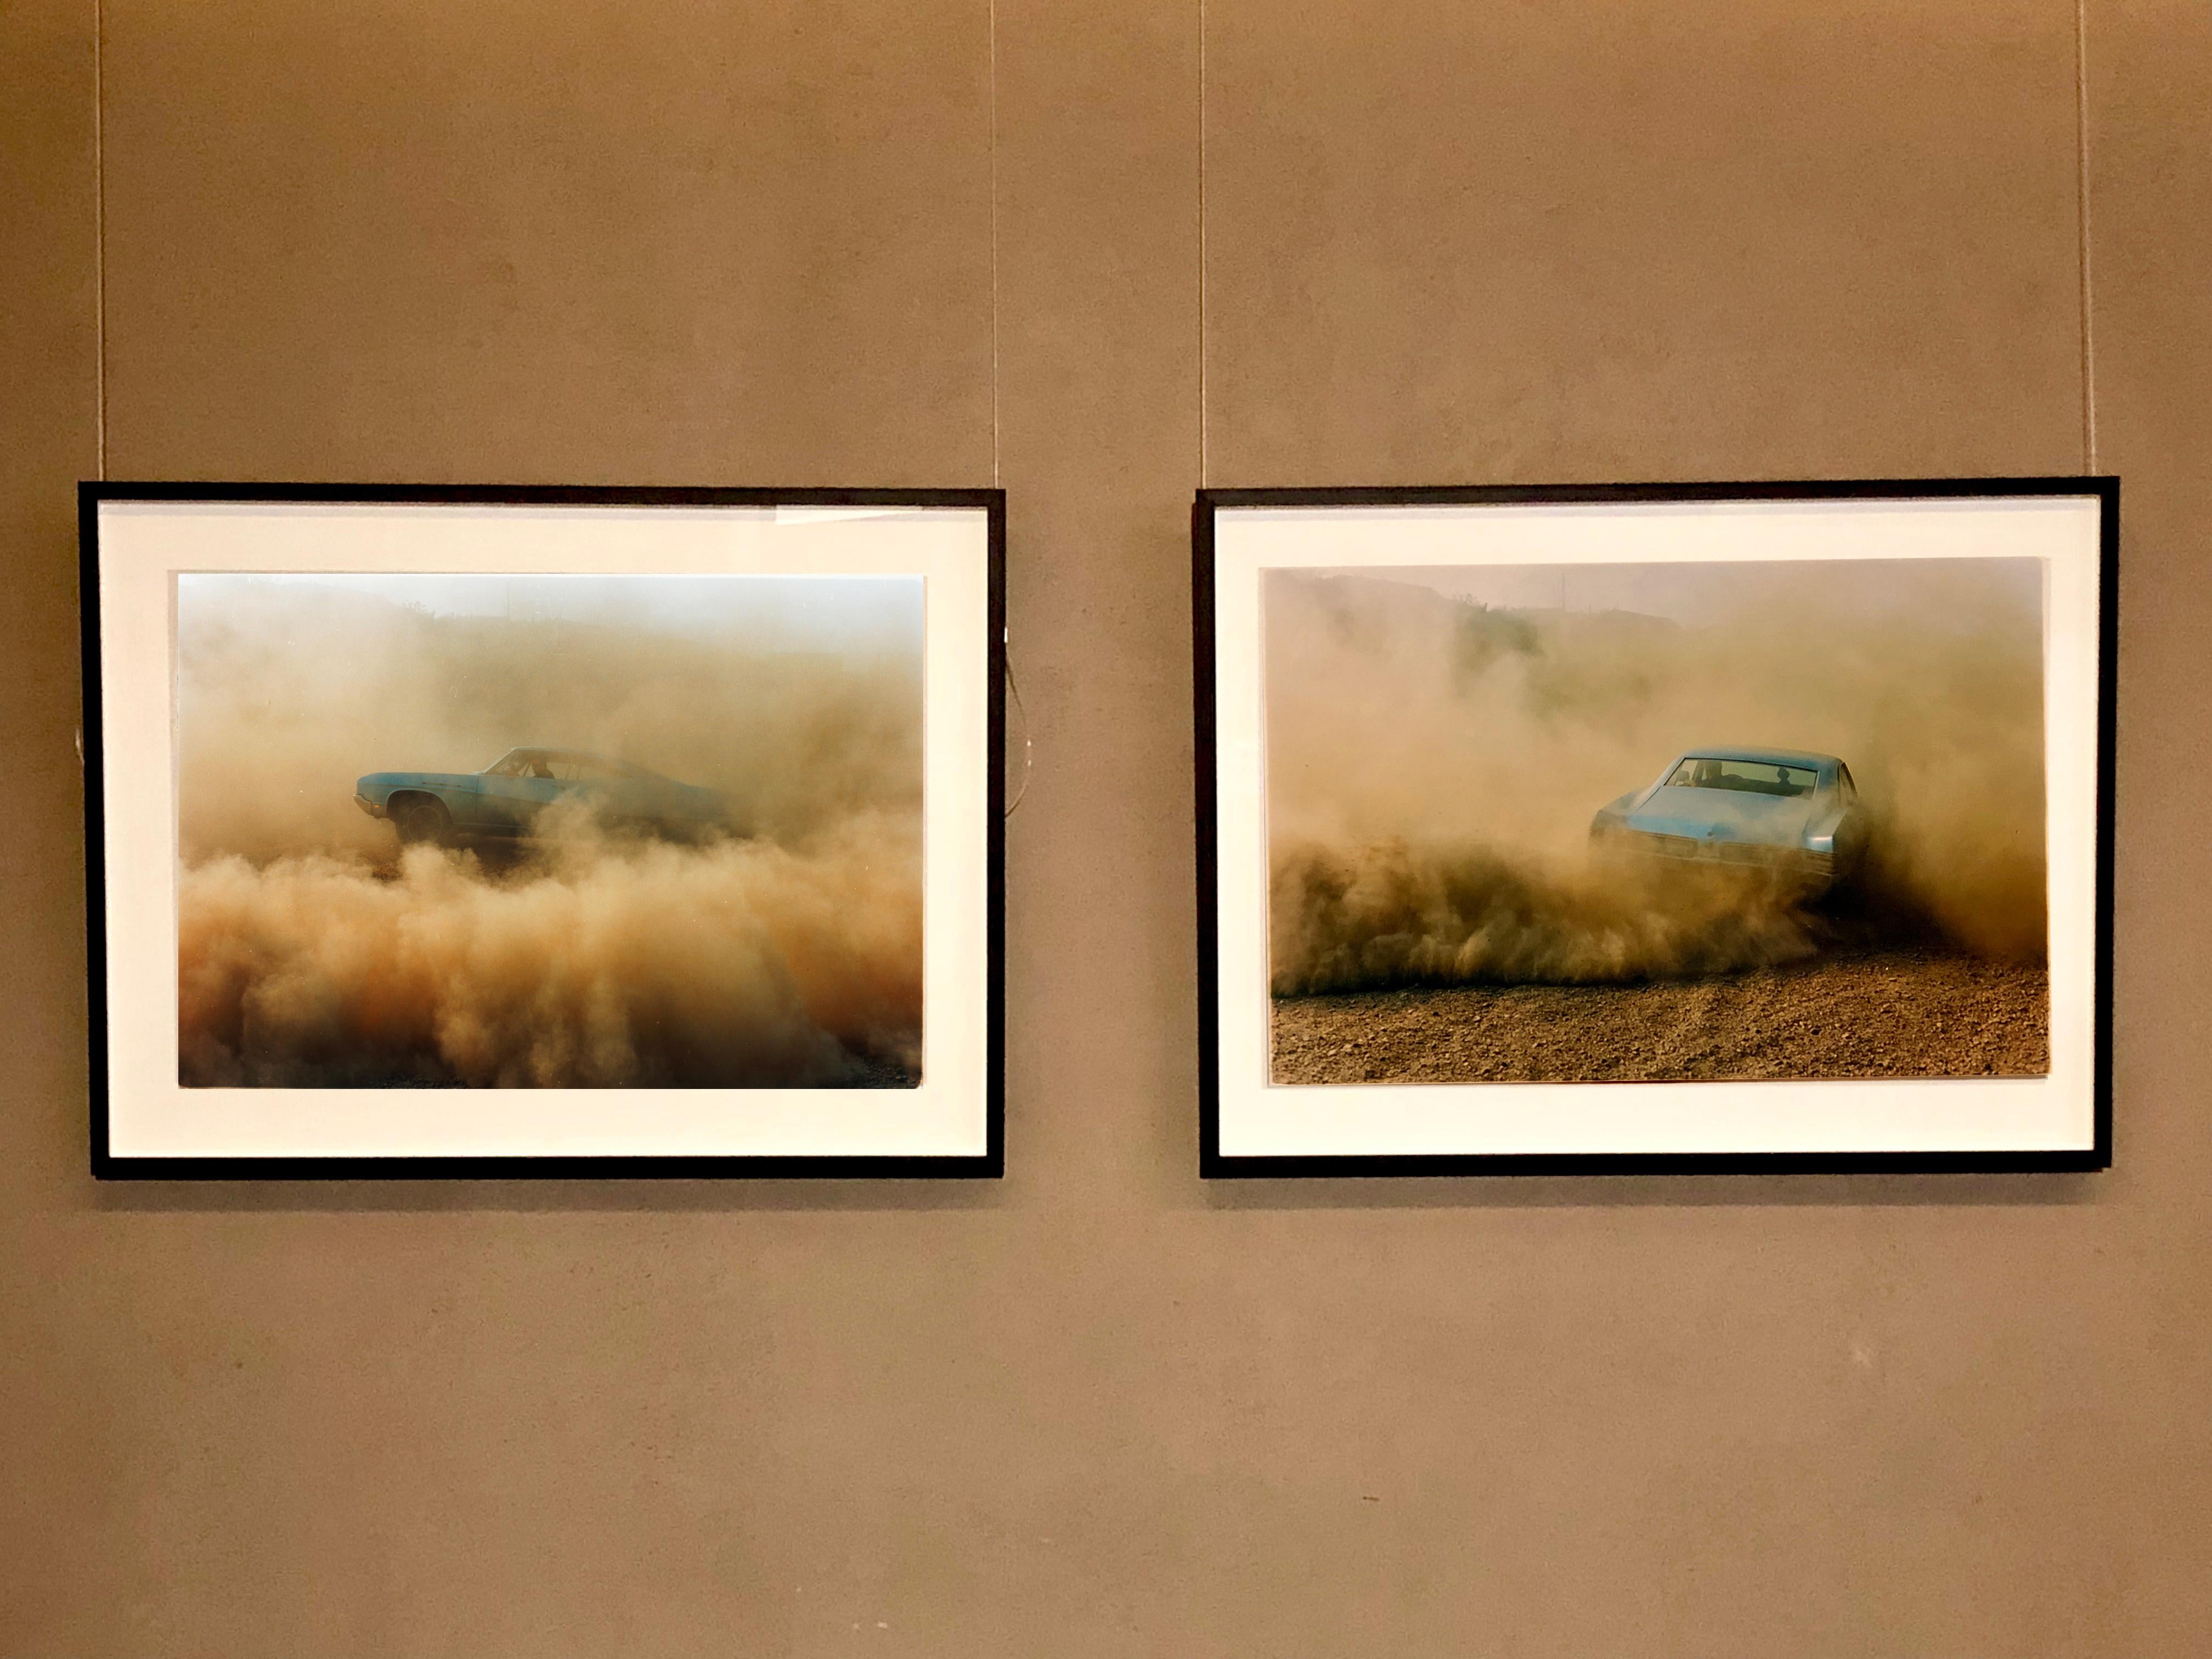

{"left": 4, "top": 0, "right": 2209, "bottom": 1651}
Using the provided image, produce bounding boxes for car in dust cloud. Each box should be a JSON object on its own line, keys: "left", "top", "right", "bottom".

{"left": 355, "top": 748, "right": 729, "bottom": 846}
{"left": 1588, "top": 746, "right": 1868, "bottom": 893}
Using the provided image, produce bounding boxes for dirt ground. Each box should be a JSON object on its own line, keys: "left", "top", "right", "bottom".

{"left": 1269, "top": 946, "right": 2049, "bottom": 1084}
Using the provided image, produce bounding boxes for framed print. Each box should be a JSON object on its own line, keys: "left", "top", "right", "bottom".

{"left": 83, "top": 483, "right": 1003, "bottom": 1178}
{"left": 1195, "top": 479, "right": 2117, "bottom": 1176}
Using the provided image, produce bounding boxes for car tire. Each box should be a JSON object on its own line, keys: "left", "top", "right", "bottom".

{"left": 391, "top": 795, "right": 453, "bottom": 847}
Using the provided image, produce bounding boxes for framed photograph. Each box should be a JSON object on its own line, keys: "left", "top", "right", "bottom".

{"left": 1195, "top": 479, "right": 2116, "bottom": 1176}
{"left": 83, "top": 483, "right": 1003, "bottom": 1177}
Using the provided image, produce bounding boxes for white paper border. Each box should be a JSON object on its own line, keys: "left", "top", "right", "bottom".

{"left": 1210, "top": 495, "right": 2105, "bottom": 1159}
{"left": 97, "top": 500, "right": 993, "bottom": 1161}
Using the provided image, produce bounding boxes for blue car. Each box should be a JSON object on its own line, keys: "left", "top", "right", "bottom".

{"left": 356, "top": 748, "right": 729, "bottom": 846}
{"left": 1589, "top": 746, "right": 1869, "bottom": 891}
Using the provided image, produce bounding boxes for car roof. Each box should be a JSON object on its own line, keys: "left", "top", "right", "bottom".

{"left": 1671, "top": 746, "right": 1842, "bottom": 770}
{"left": 501, "top": 746, "right": 616, "bottom": 763}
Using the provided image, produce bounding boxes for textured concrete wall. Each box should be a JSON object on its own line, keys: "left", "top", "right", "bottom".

{"left": 3, "top": 0, "right": 2207, "bottom": 1651}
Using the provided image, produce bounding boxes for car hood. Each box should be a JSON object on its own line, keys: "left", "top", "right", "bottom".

{"left": 1623, "top": 786, "right": 1815, "bottom": 846}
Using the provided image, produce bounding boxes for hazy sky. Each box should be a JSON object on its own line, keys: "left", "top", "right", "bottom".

{"left": 1347, "top": 558, "right": 2045, "bottom": 629}
{"left": 180, "top": 572, "right": 923, "bottom": 651}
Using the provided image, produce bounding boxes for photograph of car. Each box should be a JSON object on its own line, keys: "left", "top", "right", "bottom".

{"left": 1588, "top": 746, "right": 1869, "bottom": 892}
{"left": 356, "top": 747, "right": 730, "bottom": 845}
{"left": 1251, "top": 548, "right": 2056, "bottom": 1090}
{"left": 82, "top": 487, "right": 1007, "bottom": 1175}
{"left": 165, "top": 561, "right": 937, "bottom": 1096}
{"left": 1197, "top": 482, "right": 2115, "bottom": 1173}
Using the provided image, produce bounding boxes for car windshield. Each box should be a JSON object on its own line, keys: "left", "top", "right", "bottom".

{"left": 1665, "top": 758, "right": 1819, "bottom": 798}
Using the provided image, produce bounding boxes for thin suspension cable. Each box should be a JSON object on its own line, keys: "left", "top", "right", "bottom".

{"left": 2074, "top": 0, "right": 2100, "bottom": 474}
{"left": 986, "top": 0, "right": 1031, "bottom": 817}
{"left": 988, "top": 0, "right": 1001, "bottom": 487}
{"left": 94, "top": 0, "right": 106, "bottom": 479}
{"left": 1197, "top": 0, "right": 1207, "bottom": 486}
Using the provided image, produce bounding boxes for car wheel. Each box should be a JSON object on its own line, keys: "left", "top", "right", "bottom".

{"left": 391, "top": 795, "right": 453, "bottom": 847}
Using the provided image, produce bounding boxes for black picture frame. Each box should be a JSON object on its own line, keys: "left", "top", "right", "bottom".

{"left": 1194, "top": 477, "right": 2118, "bottom": 1178}
{"left": 83, "top": 482, "right": 1005, "bottom": 1180}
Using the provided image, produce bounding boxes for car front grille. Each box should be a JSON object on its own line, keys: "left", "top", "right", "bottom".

{"left": 1630, "top": 831, "right": 1831, "bottom": 876}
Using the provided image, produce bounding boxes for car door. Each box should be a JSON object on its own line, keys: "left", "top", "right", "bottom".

{"left": 526, "top": 755, "right": 591, "bottom": 828}
{"left": 475, "top": 752, "right": 567, "bottom": 833}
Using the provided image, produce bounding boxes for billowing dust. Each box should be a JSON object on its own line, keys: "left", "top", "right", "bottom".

{"left": 1266, "top": 559, "right": 2047, "bottom": 996}
{"left": 176, "top": 577, "right": 923, "bottom": 1088}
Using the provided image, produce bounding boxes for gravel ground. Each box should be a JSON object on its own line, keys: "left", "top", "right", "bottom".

{"left": 1269, "top": 946, "right": 2049, "bottom": 1084}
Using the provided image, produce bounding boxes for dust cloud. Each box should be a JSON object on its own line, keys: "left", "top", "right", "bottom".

{"left": 176, "top": 575, "right": 923, "bottom": 1087}
{"left": 1266, "top": 558, "right": 2047, "bottom": 995}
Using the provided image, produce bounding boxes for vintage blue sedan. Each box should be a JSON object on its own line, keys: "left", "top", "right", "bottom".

{"left": 1588, "top": 746, "right": 1869, "bottom": 891}
{"left": 356, "top": 748, "right": 729, "bottom": 845}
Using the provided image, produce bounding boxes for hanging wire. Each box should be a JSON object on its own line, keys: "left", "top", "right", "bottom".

{"left": 2073, "top": 0, "right": 2100, "bottom": 473}
{"left": 988, "top": 0, "right": 1000, "bottom": 487}
{"left": 94, "top": 0, "right": 107, "bottom": 480}
{"left": 1003, "top": 647, "right": 1034, "bottom": 818}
